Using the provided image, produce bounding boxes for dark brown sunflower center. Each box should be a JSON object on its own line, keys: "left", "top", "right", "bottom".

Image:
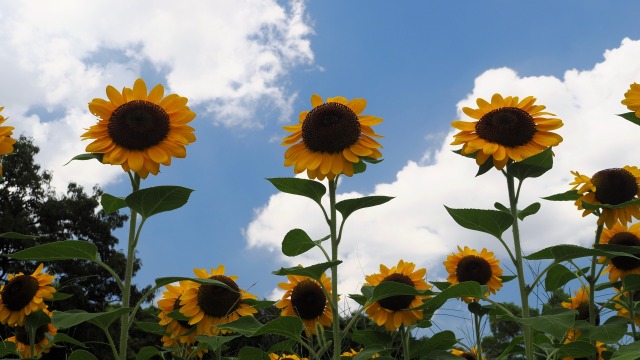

{"left": 591, "top": 168, "right": 638, "bottom": 205}
{"left": 575, "top": 300, "right": 600, "bottom": 325}
{"left": 378, "top": 273, "right": 416, "bottom": 311}
{"left": 290, "top": 279, "right": 327, "bottom": 320}
{"left": 475, "top": 107, "right": 536, "bottom": 148}
{"left": 197, "top": 275, "right": 241, "bottom": 318}
{"left": 609, "top": 232, "right": 640, "bottom": 270}
{"left": 172, "top": 296, "right": 191, "bottom": 328}
{"left": 15, "top": 324, "right": 48, "bottom": 344}
{"left": 456, "top": 256, "right": 493, "bottom": 285}
{"left": 460, "top": 353, "right": 476, "bottom": 360}
{"left": 1, "top": 275, "right": 39, "bottom": 311}
{"left": 108, "top": 100, "right": 170, "bottom": 150}
{"left": 301, "top": 102, "right": 361, "bottom": 153}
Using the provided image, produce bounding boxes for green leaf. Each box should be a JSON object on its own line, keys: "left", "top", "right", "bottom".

{"left": 420, "top": 282, "right": 485, "bottom": 314}
{"left": 414, "top": 330, "right": 457, "bottom": 359}
{"left": 545, "top": 264, "right": 578, "bottom": 291}
{"left": 618, "top": 111, "right": 640, "bottom": 126}
{"left": 68, "top": 350, "right": 99, "bottom": 360}
{"left": 196, "top": 335, "right": 241, "bottom": 351}
{"left": 253, "top": 316, "right": 303, "bottom": 340}
{"left": 135, "top": 346, "right": 164, "bottom": 360}
{"left": 101, "top": 193, "right": 127, "bottom": 215}
{"left": 475, "top": 156, "right": 494, "bottom": 176}
{"left": 366, "top": 282, "right": 428, "bottom": 306}
{"left": 497, "top": 307, "right": 575, "bottom": 339}
{"left": 238, "top": 346, "right": 269, "bottom": 360}
{"left": 582, "top": 198, "right": 640, "bottom": 210}
{"left": 0, "top": 232, "right": 42, "bottom": 239}
{"left": 51, "top": 292, "right": 74, "bottom": 301}
{"left": 574, "top": 316, "right": 628, "bottom": 343}
{"left": 52, "top": 308, "right": 130, "bottom": 330}
{"left": 542, "top": 190, "right": 581, "bottom": 201}
{"left": 0, "top": 341, "right": 16, "bottom": 356}
{"left": 352, "top": 345, "right": 385, "bottom": 360}
{"left": 51, "top": 333, "right": 87, "bottom": 347}
{"left": 518, "top": 202, "right": 541, "bottom": 220}
{"left": 557, "top": 341, "right": 597, "bottom": 358}
{"left": 444, "top": 206, "right": 513, "bottom": 239}
{"left": 348, "top": 293, "right": 367, "bottom": 306}
{"left": 506, "top": 147, "right": 553, "bottom": 180}
{"left": 526, "top": 244, "right": 635, "bottom": 262}
{"left": 350, "top": 329, "right": 393, "bottom": 347}
{"left": 430, "top": 282, "right": 451, "bottom": 291}
{"left": 282, "top": 229, "right": 316, "bottom": 257}
{"left": 267, "top": 339, "right": 297, "bottom": 353}
{"left": 266, "top": 178, "right": 326, "bottom": 205}
{"left": 8, "top": 240, "right": 98, "bottom": 261}
{"left": 243, "top": 299, "right": 276, "bottom": 310}
{"left": 494, "top": 202, "right": 510, "bottom": 213}
{"left": 135, "top": 321, "right": 166, "bottom": 335}
{"left": 622, "top": 274, "right": 640, "bottom": 292}
{"left": 610, "top": 340, "right": 640, "bottom": 360}
{"left": 353, "top": 159, "right": 367, "bottom": 174}
{"left": 64, "top": 153, "right": 103, "bottom": 165}
{"left": 125, "top": 186, "right": 193, "bottom": 219}
{"left": 500, "top": 275, "right": 517, "bottom": 283}
{"left": 153, "top": 277, "right": 236, "bottom": 292}
{"left": 217, "top": 316, "right": 263, "bottom": 337}
{"left": 272, "top": 261, "right": 341, "bottom": 281}
{"left": 336, "top": 196, "right": 393, "bottom": 221}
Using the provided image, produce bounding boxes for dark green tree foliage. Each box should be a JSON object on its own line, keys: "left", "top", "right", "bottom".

{"left": 0, "top": 136, "right": 157, "bottom": 358}
{"left": 481, "top": 302, "right": 541, "bottom": 360}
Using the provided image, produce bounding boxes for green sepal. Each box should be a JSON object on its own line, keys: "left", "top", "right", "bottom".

{"left": 452, "top": 149, "right": 493, "bottom": 177}
{"left": 506, "top": 147, "right": 553, "bottom": 180}
{"left": 542, "top": 190, "right": 581, "bottom": 201}
{"left": 8, "top": 240, "right": 99, "bottom": 262}
{"left": 444, "top": 206, "right": 513, "bottom": 239}
{"left": 125, "top": 185, "right": 193, "bottom": 219}
{"left": 64, "top": 153, "right": 103, "bottom": 165}
{"left": 336, "top": 196, "right": 393, "bottom": 221}
{"left": 101, "top": 193, "right": 127, "bottom": 215}
{"left": 266, "top": 177, "right": 326, "bottom": 206}
{"left": 618, "top": 111, "right": 640, "bottom": 126}
{"left": 272, "top": 261, "right": 341, "bottom": 282}
{"left": 282, "top": 228, "right": 316, "bottom": 257}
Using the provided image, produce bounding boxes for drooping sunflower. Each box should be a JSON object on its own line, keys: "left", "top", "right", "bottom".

{"left": 6, "top": 309, "right": 57, "bottom": 359}
{"left": 158, "top": 280, "right": 199, "bottom": 347}
{"left": 364, "top": 259, "right": 432, "bottom": 331}
{"left": 179, "top": 265, "right": 257, "bottom": 336}
{"left": 562, "top": 328, "right": 606, "bottom": 360}
{"left": 282, "top": 94, "right": 383, "bottom": 180}
{"left": 276, "top": 272, "right": 333, "bottom": 336}
{"left": 621, "top": 82, "right": 640, "bottom": 117}
{"left": 570, "top": 166, "right": 640, "bottom": 228}
{"left": 561, "top": 287, "right": 600, "bottom": 325}
{"left": 0, "top": 107, "right": 16, "bottom": 177}
{"left": 613, "top": 287, "right": 640, "bottom": 326}
{"left": 444, "top": 246, "right": 503, "bottom": 303}
{"left": 598, "top": 222, "right": 640, "bottom": 281}
{"left": 341, "top": 348, "right": 380, "bottom": 358}
{"left": 82, "top": 78, "right": 196, "bottom": 179}
{"left": 268, "top": 354, "right": 309, "bottom": 360}
{"left": 451, "top": 347, "right": 486, "bottom": 360}
{"left": 451, "top": 93, "right": 563, "bottom": 170}
{"left": 0, "top": 263, "right": 56, "bottom": 326}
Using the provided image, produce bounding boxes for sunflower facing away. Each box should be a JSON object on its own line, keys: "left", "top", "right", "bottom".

{"left": 562, "top": 286, "right": 600, "bottom": 325}
{"left": 82, "top": 78, "right": 196, "bottom": 179}
{"left": 282, "top": 94, "right": 383, "bottom": 180}
{"left": 570, "top": 166, "right": 640, "bottom": 228}
{"left": 269, "top": 354, "right": 309, "bottom": 360}
{"left": 6, "top": 309, "right": 57, "bottom": 359}
{"left": 0, "top": 107, "right": 16, "bottom": 177}
{"left": 451, "top": 93, "right": 563, "bottom": 170}
{"left": 0, "top": 264, "right": 56, "bottom": 326}
{"left": 598, "top": 222, "right": 640, "bottom": 281}
{"left": 621, "top": 82, "right": 640, "bottom": 117}
{"left": 444, "top": 246, "right": 503, "bottom": 303}
{"left": 364, "top": 259, "right": 432, "bottom": 332}
{"left": 276, "top": 271, "right": 333, "bottom": 336}
{"left": 179, "top": 265, "right": 257, "bottom": 336}
{"left": 563, "top": 328, "right": 606, "bottom": 360}
{"left": 158, "top": 280, "right": 200, "bottom": 350}
{"left": 613, "top": 286, "right": 640, "bottom": 327}
{"left": 451, "top": 347, "right": 486, "bottom": 360}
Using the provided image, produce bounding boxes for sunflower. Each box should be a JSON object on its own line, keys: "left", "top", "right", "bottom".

{"left": 179, "top": 265, "right": 257, "bottom": 336}
{"left": 82, "top": 78, "right": 196, "bottom": 179}
{"left": 444, "top": 246, "right": 503, "bottom": 303}
{"left": 621, "top": 83, "right": 640, "bottom": 117}
{"left": 276, "top": 272, "right": 333, "bottom": 336}
{"left": 6, "top": 309, "right": 57, "bottom": 359}
{"left": 158, "top": 280, "right": 198, "bottom": 346}
{"left": 341, "top": 348, "right": 380, "bottom": 358}
{"left": 451, "top": 347, "right": 486, "bottom": 360}
{"left": 364, "top": 259, "right": 431, "bottom": 331}
{"left": 562, "top": 328, "right": 606, "bottom": 360}
{"left": 570, "top": 166, "right": 640, "bottom": 228}
{"left": 0, "top": 264, "right": 56, "bottom": 326}
{"left": 451, "top": 93, "right": 563, "bottom": 170}
{"left": 282, "top": 94, "right": 383, "bottom": 180}
{"left": 598, "top": 222, "right": 640, "bottom": 281}
{"left": 562, "top": 287, "right": 599, "bottom": 325}
{"left": 0, "top": 107, "right": 16, "bottom": 177}
{"left": 269, "top": 354, "right": 309, "bottom": 360}
{"left": 613, "top": 287, "right": 640, "bottom": 326}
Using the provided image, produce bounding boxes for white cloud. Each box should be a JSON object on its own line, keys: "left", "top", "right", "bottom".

{"left": 0, "top": 0, "right": 313, "bottom": 190}
{"left": 244, "top": 38, "right": 640, "bottom": 304}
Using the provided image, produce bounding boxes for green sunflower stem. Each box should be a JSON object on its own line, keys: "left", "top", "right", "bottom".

{"left": 400, "top": 325, "right": 411, "bottom": 360}
{"left": 329, "top": 178, "right": 341, "bottom": 360}
{"left": 118, "top": 173, "right": 140, "bottom": 360}
{"left": 473, "top": 312, "right": 483, "bottom": 360}
{"left": 506, "top": 174, "right": 533, "bottom": 360}
{"left": 589, "top": 224, "right": 604, "bottom": 326}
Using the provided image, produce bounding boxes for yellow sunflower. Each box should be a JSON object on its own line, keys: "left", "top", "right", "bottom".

{"left": 0, "top": 107, "right": 16, "bottom": 177}
{"left": 6, "top": 309, "right": 57, "bottom": 359}
{"left": 158, "top": 280, "right": 199, "bottom": 346}
{"left": 276, "top": 272, "right": 333, "bottom": 336}
{"left": 621, "top": 82, "right": 640, "bottom": 116}
{"left": 562, "top": 287, "right": 599, "bottom": 325}
{"left": 570, "top": 166, "right": 640, "bottom": 228}
{"left": 282, "top": 94, "right": 383, "bottom": 180}
{"left": 0, "top": 263, "right": 56, "bottom": 326}
{"left": 451, "top": 93, "right": 563, "bottom": 170}
{"left": 82, "top": 78, "right": 196, "bottom": 179}
{"left": 269, "top": 354, "right": 309, "bottom": 360}
{"left": 179, "top": 265, "right": 257, "bottom": 336}
{"left": 364, "top": 259, "right": 431, "bottom": 331}
{"left": 613, "top": 287, "right": 640, "bottom": 327}
{"left": 598, "top": 222, "right": 640, "bottom": 281}
{"left": 444, "top": 246, "right": 503, "bottom": 303}
{"left": 562, "top": 328, "right": 606, "bottom": 360}
{"left": 451, "top": 347, "right": 486, "bottom": 360}
{"left": 341, "top": 348, "right": 380, "bottom": 358}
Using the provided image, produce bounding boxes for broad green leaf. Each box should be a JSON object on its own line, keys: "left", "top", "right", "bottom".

{"left": 243, "top": 299, "right": 276, "bottom": 310}
{"left": 196, "top": 335, "right": 241, "bottom": 351}
{"left": 420, "top": 282, "right": 485, "bottom": 314}
{"left": 253, "top": 316, "right": 303, "bottom": 340}
{"left": 582, "top": 198, "right": 640, "bottom": 210}
{"left": 154, "top": 277, "right": 235, "bottom": 292}
{"left": 444, "top": 206, "right": 513, "bottom": 239}
{"left": 272, "top": 261, "right": 341, "bottom": 281}
{"left": 545, "top": 264, "right": 578, "bottom": 291}
{"left": 52, "top": 308, "right": 130, "bottom": 329}
{"left": 101, "top": 193, "right": 126, "bottom": 214}
{"left": 494, "top": 202, "right": 510, "bottom": 213}
{"left": 500, "top": 275, "right": 517, "bottom": 283}
{"left": 575, "top": 316, "right": 628, "bottom": 343}
{"left": 64, "top": 153, "right": 103, "bottom": 165}
{"left": 350, "top": 329, "right": 393, "bottom": 347}
{"left": 526, "top": 244, "right": 635, "bottom": 262}
{"left": 557, "top": 341, "right": 597, "bottom": 358}
{"left": 518, "top": 202, "right": 541, "bottom": 220}
{"left": 282, "top": 229, "right": 316, "bottom": 257}
{"left": 366, "top": 282, "right": 429, "bottom": 306}
{"left": 497, "top": 307, "right": 575, "bottom": 339}
{"left": 0, "top": 232, "right": 42, "bottom": 239}
{"left": 51, "top": 292, "right": 74, "bottom": 301}
{"left": 413, "top": 330, "right": 457, "bottom": 359}
{"left": 69, "top": 350, "right": 99, "bottom": 360}
{"left": 136, "top": 346, "right": 164, "bottom": 360}
{"left": 89, "top": 307, "right": 131, "bottom": 328}
{"left": 506, "top": 147, "right": 553, "bottom": 180}
{"left": 238, "top": 346, "right": 270, "bottom": 360}
{"left": 0, "top": 341, "right": 16, "bottom": 356}
{"left": 125, "top": 186, "right": 193, "bottom": 219}
{"left": 8, "top": 240, "right": 98, "bottom": 262}
{"left": 352, "top": 345, "right": 386, "bottom": 360}
{"left": 266, "top": 178, "right": 326, "bottom": 205}
{"left": 348, "top": 293, "right": 367, "bottom": 306}
{"left": 542, "top": 190, "right": 581, "bottom": 201}
{"left": 611, "top": 341, "right": 640, "bottom": 360}
{"left": 135, "top": 321, "right": 165, "bottom": 335}
{"left": 430, "top": 282, "right": 451, "bottom": 291}
{"left": 420, "top": 351, "right": 460, "bottom": 360}
{"left": 618, "top": 111, "right": 640, "bottom": 126}
{"left": 622, "top": 274, "right": 640, "bottom": 292}
{"left": 267, "top": 339, "right": 297, "bottom": 353}
{"left": 51, "top": 333, "right": 87, "bottom": 347}
{"left": 336, "top": 196, "right": 393, "bottom": 221}
{"left": 167, "top": 309, "right": 190, "bottom": 322}
{"left": 217, "top": 316, "right": 263, "bottom": 337}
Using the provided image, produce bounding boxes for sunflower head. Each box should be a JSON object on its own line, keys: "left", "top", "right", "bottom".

{"left": 451, "top": 347, "right": 485, "bottom": 360}
{"left": 599, "top": 222, "right": 640, "bottom": 281}
{"left": 0, "top": 264, "right": 56, "bottom": 326}
{"left": 562, "top": 328, "right": 606, "bottom": 360}
{"left": 6, "top": 309, "right": 57, "bottom": 359}
{"left": 613, "top": 286, "right": 640, "bottom": 327}
{"left": 276, "top": 272, "right": 333, "bottom": 336}
{"left": 451, "top": 93, "right": 563, "bottom": 170}
{"left": 269, "top": 354, "right": 309, "bottom": 360}
{"left": 444, "top": 246, "right": 503, "bottom": 303}
{"left": 82, "top": 78, "right": 196, "bottom": 179}
{"left": 282, "top": 94, "right": 383, "bottom": 180}
{"left": 570, "top": 166, "right": 640, "bottom": 228}
{"left": 364, "top": 260, "right": 432, "bottom": 332}
{"left": 341, "top": 348, "right": 380, "bottom": 358}
{"left": 561, "top": 287, "right": 600, "bottom": 325}
{"left": 0, "top": 107, "right": 16, "bottom": 177}
{"left": 622, "top": 82, "right": 640, "bottom": 117}
{"left": 158, "top": 280, "right": 199, "bottom": 346}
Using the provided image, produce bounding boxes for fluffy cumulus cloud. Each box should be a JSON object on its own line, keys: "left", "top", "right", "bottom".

{"left": 245, "top": 38, "right": 640, "bottom": 302}
{"left": 0, "top": 0, "right": 313, "bottom": 190}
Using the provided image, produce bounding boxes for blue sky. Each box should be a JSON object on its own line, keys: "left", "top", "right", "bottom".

{"left": 3, "top": 0, "right": 640, "bottom": 338}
